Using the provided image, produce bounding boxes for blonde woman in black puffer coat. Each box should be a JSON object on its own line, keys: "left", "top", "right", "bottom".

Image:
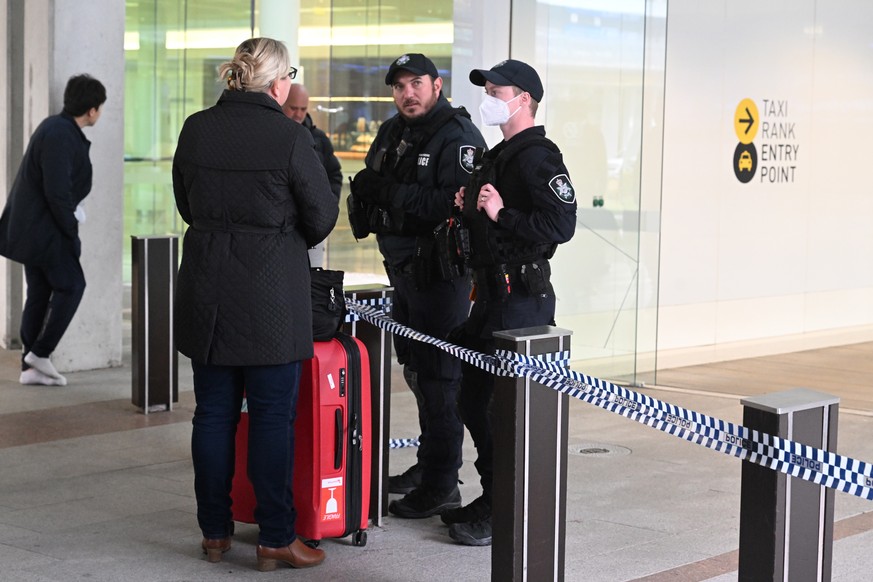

{"left": 172, "top": 37, "right": 338, "bottom": 571}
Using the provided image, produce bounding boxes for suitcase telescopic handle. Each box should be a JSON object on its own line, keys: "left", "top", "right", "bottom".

{"left": 334, "top": 408, "right": 344, "bottom": 470}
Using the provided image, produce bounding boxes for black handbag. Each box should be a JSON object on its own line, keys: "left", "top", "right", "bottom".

{"left": 310, "top": 267, "right": 346, "bottom": 341}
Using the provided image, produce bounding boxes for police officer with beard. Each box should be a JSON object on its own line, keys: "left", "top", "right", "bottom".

{"left": 349, "top": 54, "right": 486, "bottom": 518}
{"left": 441, "top": 59, "right": 577, "bottom": 546}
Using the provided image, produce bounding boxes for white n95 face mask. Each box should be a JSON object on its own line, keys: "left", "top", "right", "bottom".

{"left": 479, "top": 93, "right": 523, "bottom": 126}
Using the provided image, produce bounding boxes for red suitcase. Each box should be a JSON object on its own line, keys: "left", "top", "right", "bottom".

{"left": 231, "top": 333, "right": 371, "bottom": 546}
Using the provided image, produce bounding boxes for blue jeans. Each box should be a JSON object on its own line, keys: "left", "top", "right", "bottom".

{"left": 191, "top": 360, "right": 302, "bottom": 548}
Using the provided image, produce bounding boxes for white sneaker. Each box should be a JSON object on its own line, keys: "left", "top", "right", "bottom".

{"left": 20, "top": 367, "right": 67, "bottom": 386}
{"left": 23, "top": 352, "right": 63, "bottom": 380}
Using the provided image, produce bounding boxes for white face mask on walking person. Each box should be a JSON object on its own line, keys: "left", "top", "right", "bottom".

{"left": 479, "top": 92, "right": 524, "bottom": 126}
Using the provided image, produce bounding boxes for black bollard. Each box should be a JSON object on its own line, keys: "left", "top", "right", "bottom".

{"left": 739, "top": 388, "right": 838, "bottom": 581}
{"left": 131, "top": 236, "right": 178, "bottom": 414}
{"left": 492, "top": 325, "right": 572, "bottom": 582}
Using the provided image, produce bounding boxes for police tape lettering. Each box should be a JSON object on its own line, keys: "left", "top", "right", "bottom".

{"left": 723, "top": 433, "right": 747, "bottom": 449}
{"left": 665, "top": 413, "right": 693, "bottom": 429}
{"left": 612, "top": 394, "right": 639, "bottom": 411}
{"left": 790, "top": 454, "right": 822, "bottom": 472}
{"left": 345, "top": 298, "right": 873, "bottom": 502}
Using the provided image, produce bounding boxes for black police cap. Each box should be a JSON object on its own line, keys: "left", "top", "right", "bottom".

{"left": 469, "top": 59, "right": 544, "bottom": 102}
{"left": 385, "top": 53, "right": 439, "bottom": 85}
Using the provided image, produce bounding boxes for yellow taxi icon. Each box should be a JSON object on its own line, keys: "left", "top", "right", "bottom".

{"left": 738, "top": 151, "right": 753, "bottom": 172}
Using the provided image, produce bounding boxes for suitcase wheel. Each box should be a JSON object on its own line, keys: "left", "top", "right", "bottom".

{"left": 353, "top": 530, "right": 368, "bottom": 547}
{"left": 304, "top": 539, "right": 320, "bottom": 549}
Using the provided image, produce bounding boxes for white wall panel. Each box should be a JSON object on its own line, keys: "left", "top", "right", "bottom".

{"left": 657, "top": 0, "right": 873, "bottom": 364}
{"left": 659, "top": 1, "right": 724, "bottom": 307}
{"left": 804, "top": 3, "right": 873, "bottom": 293}
{"left": 657, "top": 302, "right": 717, "bottom": 349}
{"left": 715, "top": 295, "right": 806, "bottom": 344}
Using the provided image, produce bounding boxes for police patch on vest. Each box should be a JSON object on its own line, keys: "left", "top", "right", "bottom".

{"left": 549, "top": 174, "right": 575, "bottom": 203}
{"left": 459, "top": 145, "right": 477, "bottom": 174}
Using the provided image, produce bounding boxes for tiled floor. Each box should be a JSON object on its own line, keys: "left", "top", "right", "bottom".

{"left": 0, "top": 337, "right": 872, "bottom": 581}
{"left": 656, "top": 342, "right": 873, "bottom": 414}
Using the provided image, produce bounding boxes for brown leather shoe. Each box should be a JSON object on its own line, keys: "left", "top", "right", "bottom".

{"left": 256, "top": 538, "right": 325, "bottom": 571}
{"left": 201, "top": 537, "right": 232, "bottom": 563}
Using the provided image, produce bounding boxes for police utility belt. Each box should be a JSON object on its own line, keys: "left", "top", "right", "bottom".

{"left": 473, "top": 259, "right": 553, "bottom": 302}
{"left": 384, "top": 233, "right": 467, "bottom": 291}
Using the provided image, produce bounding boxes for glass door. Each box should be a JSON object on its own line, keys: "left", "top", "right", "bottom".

{"left": 508, "top": 0, "right": 666, "bottom": 384}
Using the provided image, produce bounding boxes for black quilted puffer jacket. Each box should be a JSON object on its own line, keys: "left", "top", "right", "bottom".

{"left": 172, "top": 90, "right": 339, "bottom": 365}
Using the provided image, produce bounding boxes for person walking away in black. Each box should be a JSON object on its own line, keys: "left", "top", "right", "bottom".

{"left": 0, "top": 74, "right": 107, "bottom": 387}
{"left": 172, "top": 37, "right": 338, "bottom": 570}
{"left": 282, "top": 83, "right": 343, "bottom": 267}
{"left": 443, "top": 59, "right": 577, "bottom": 546}
{"left": 348, "top": 53, "right": 486, "bottom": 518}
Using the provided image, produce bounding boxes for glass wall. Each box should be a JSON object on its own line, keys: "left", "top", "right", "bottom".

{"left": 294, "top": 0, "right": 455, "bottom": 278}
{"left": 123, "top": 0, "right": 455, "bottom": 283}
{"left": 123, "top": 0, "right": 663, "bottom": 384}
{"left": 123, "top": 0, "right": 254, "bottom": 280}
{"left": 507, "top": 1, "right": 664, "bottom": 383}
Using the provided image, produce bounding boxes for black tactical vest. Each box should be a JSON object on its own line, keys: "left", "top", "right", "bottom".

{"left": 367, "top": 106, "right": 472, "bottom": 237}
{"left": 461, "top": 131, "right": 562, "bottom": 269}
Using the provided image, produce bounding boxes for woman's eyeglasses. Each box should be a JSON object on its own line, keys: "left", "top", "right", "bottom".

{"left": 287, "top": 67, "right": 298, "bottom": 80}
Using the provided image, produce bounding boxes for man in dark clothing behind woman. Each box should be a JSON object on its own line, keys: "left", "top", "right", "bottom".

{"left": 0, "top": 74, "right": 106, "bottom": 387}
{"left": 172, "top": 37, "right": 338, "bottom": 571}
{"left": 282, "top": 82, "right": 343, "bottom": 267}
{"left": 282, "top": 83, "right": 343, "bottom": 199}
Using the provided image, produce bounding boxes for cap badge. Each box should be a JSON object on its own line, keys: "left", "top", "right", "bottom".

{"left": 396, "top": 55, "right": 410, "bottom": 65}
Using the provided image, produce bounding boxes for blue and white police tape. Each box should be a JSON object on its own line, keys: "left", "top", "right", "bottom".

{"left": 389, "top": 438, "right": 420, "bottom": 450}
{"left": 500, "top": 350, "right": 873, "bottom": 499}
{"left": 346, "top": 298, "right": 873, "bottom": 501}
{"left": 343, "top": 295, "right": 392, "bottom": 324}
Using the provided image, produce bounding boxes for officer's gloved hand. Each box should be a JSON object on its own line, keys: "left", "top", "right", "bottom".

{"left": 353, "top": 168, "right": 396, "bottom": 205}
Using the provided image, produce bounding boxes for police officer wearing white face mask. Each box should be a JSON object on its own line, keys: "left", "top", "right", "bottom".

{"left": 478, "top": 90, "right": 525, "bottom": 126}
{"left": 441, "top": 59, "right": 577, "bottom": 547}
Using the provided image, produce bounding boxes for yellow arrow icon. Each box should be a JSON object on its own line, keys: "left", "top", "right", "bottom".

{"left": 734, "top": 98, "right": 759, "bottom": 144}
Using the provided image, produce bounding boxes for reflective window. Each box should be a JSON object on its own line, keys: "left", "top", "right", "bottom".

{"left": 123, "top": 0, "right": 254, "bottom": 280}
{"left": 123, "top": 0, "right": 662, "bottom": 384}
{"left": 123, "top": 0, "right": 454, "bottom": 282}
{"left": 507, "top": 1, "right": 664, "bottom": 383}
{"left": 294, "top": 0, "right": 455, "bottom": 277}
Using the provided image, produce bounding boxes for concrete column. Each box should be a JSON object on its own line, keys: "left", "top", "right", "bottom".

{"left": 2, "top": 0, "right": 51, "bottom": 350}
{"left": 1, "top": 0, "right": 124, "bottom": 370}
{"left": 258, "top": 0, "right": 300, "bottom": 73}
{"left": 50, "top": 0, "right": 125, "bottom": 371}
{"left": 0, "top": 0, "right": 12, "bottom": 348}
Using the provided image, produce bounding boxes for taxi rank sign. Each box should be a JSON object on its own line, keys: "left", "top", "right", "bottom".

{"left": 732, "top": 98, "right": 799, "bottom": 184}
